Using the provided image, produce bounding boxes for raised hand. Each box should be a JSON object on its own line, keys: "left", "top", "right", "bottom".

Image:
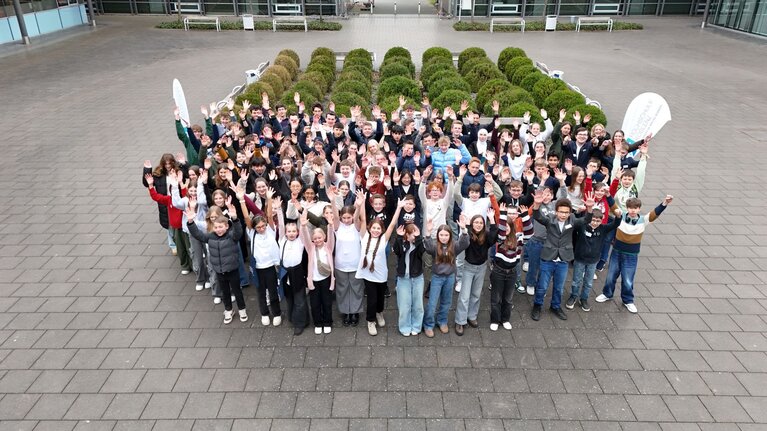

{"left": 200, "top": 168, "right": 208, "bottom": 184}
{"left": 393, "top": 170, "right": 401, "bottom": 184}
{"left": 225, "top": 195, "right": 236, "bottom": 214}
{"left": 242, "top": 99, "right": 251, "bottom": 112}
{"left": 524, "top": 169, "right": 534, "bottom": 183}
{"left": 458, "top": 213, "right": 468, "bottom": 228}
{"left": 173, "top": 106, "right": 180, "bottom": 120}
{"left": 293, "top": 92, "right": 301, "bottom": 106}
{"left": 396, "top": 225, "right": 406, "bottom": 237}
{"left": 413, "top": 169, "right": 421, "bottom": 184}
{"left": 533, "top": 190, "right": 544, "bottom": 205}
{"left": 459, "top": 164, "right": 467, "bottom": 178}
{"left": 425, "top": 218, "right": 434, "bottom": 235}
{"left": 523, "top": 111, "right": 531, "bottom": 123}
{"left": 499, "top": 202, "right": 507, "bottom": 213}
{"left": 266, "top": 187, "right": 275, "bottom": 200}
{"left": 184, "top": 204, "right": 196, "bottom": 220}
{"left": 372, "top": 105, "right": 381, "bottom": 119}
{"left": 272, "top": 196, "right": 283, "bottom": 210}
{"left": 328, "top": 101, "right": 335, "bottom": 112}
{"left": 663, "top": 195, "right": 673, "bottom": 206}
{"left": 235, "top": 184, "right": 246, "bottom": 201}
{"left": 354, "top": 190, "right": 365, "bottom": 207}
{"left": 583, "top": 191, "right": 595, "bottom": 208}
{"left": 583, "top": 113, "right": 592, "bottom": 124}
{"left": 554, "top": 168, "right": 567, "bottom": 183}
{"left": 559, "top": 108, "right": 566, "bottom": 122}
{"left": 422, "top": 96, "right": 430, "bottom": 106}
{"left": 144, "top": 173, "right": 154, "bottom": 187}
{"left": 227, "top": 159, "right": 235, "bottom": 171}
{"left": 200, "top": 105, "right": 209, "bottom": 119}
{"left": 388, "top": 151, "right": 397, "bottom": 165}
{"left": 492, "top": 100, "right": 500, "bottom": 113}
{"left": 144, "top": 160, "right": 152, "bottom": 169}
{"left": 540, "top": 109, "right": 548, "bottom": 120}
{"left": 203, "top": 158, "right": 212, "bottom": 170}
{"left": 383, "top": 176, "right": 392, "bottom": 190}
{"left": 518, "top": 204, "right": 528, "bottom": 214}
{"left": 564, "top": 158, "right": 573, "bottom": 173}
{"left": 644, "top": 133, "right": 653, "bottom": 144}
{"left": 399, "top": 95, "right": 406, "bottom": 107}
{"left": 460, "top": 100, "right": 469, "bottom": 112}
{"left": 540, "top": 168, "right": 550, "bottom": 183}
{"left": 639, "top": 143, "right": 649, "bottom": 155}
{"left": 573, "top": 110, "right": 581, "bottom": 123}
{"left": 226, "top": 99, "right": 235, "bottom": 111}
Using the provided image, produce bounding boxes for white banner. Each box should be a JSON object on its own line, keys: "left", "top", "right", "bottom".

{"left": 173, "top": 78, "right": 191, "bottom": 129}
{"left": 621, "top": 92, "right": 671, "bottom": 144}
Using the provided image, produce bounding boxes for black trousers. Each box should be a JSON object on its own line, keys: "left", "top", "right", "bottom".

{"left": 364, "top": 280, "right": 387, "bottom": 322}
{"left": 309, "top": 277, "right": 333, "bottom": 327}
{"left": 489, "top": 263, "right": 517, "bottom": 324}
{"left": 256, "top": 266, "right": 281, "bottom": 317}
{"left": 282, "top": 265, "right": 309, "bottom": 329}
{"left": 217, "top": 270, "right": 246, "bottom": 312}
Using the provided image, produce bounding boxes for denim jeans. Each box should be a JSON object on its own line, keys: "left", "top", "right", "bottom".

{"left": 167, "top": 228, "right": 176, "bottom": 250}
{"left": 601, "top": 251, "right": 638, "bottom": 304}
{"left": 423, "top": 273, "right": 455, "bottom": 329}
{"left": 535, "top": 260, "right": 569, "bottom": 309}
{"left": 524, "top": 239, "right": 544, "bottom": 288}
{"left": 455, "top": 262, "right": 486, "bottom": 325}
{"left": 570, "top": 260, "right": 597, "bottom": 301}
{"left": 599, "top": 229, "right": 616, "bottom": 265}
{"left": 396, "top": 275, "right": 424, "bottom": 334}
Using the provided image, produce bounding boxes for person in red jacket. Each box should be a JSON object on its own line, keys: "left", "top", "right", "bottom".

{"left": 145, "top": 173, "right": 192, "bottom": 274}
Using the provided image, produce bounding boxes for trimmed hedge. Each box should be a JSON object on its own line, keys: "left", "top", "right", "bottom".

{"left": 476, "top": 79, "right": 515, "bottom": 115}
{"left": 278, "top": 49, "right": 300, "bottom": 68}
{"left": 497, "top": 47, "right": 527, "bottom": 71}
{"left": 532, "top": 77, "right": 567, "bottom": 106}
{"left": 274, "top": 55, "right": 299, "bottom": 79}
{"left": 519, "top": 72, "right": 546, "bottom": 93}
{"left": 338, "top": 71, "right": 372, "bottom": 92}
{"left": 567, "top": 104, "right": 608, "bottom": 127}
{"left": 504, "top": 102, "right": 543, "bottom": 125}
{"left": 457, "top": 47, "right": 487, "bottom": 72}
{"left": 543, "top": 90, "right": 586, "bottom": 116}
{"left": 422, "top": 47, "right": 453, "bottom": 65}
{"left": 259, "top": 73, "right": 285, "bottom": 97}
{"left": 454, "top": 21, "right": 643, "bottom": 31}
{"left": 459, "top": 56, "right": 494, "bottom": 76}
{"left": 380, "top": 95, "right": 416, "bottom": 116}
{"left": 425, "top": 69, "right": 462, "bottom": 91}
{"left": 305, "top": 63, "right": 336, "bottom": 88}
{"left": 333, "top": 80, "right": 370, "bottom": 99}
{"left": 381, "top": 62, "right": 412, "bottom": 80}
{"left": 487, "top": 88, "right": 536, "bottom": 116}
{"left": 503, "top": 56, "right": 533, "bottom": 80}
{"left": 433, "top": 89, "right": 475, "bottom": 112}
{"left": 465, "top": 63, "right": 505, "bottom": 93}
{"left": 385, "top": 47, "right": 411, "bottom": 61}
{"left": 342, "top": 64, "right": 373, "bottom": 81}
{"left": 333, "top": 92, "right": 371, "bottom": 119}
{"left": 311, "top": 47, "right": 335, "bottom": 60}
{"left": 236, "top": 82, "right": 275, "bottom": 106}
{"left": 301, "top": 71, "right": 330, "bottom": 94}
{"left": 345, "top": 48, "right": 373, "bottom": 68}
{"left": 378, "top": 76, "right": 421, "bottom": 101}
{"left": 264, "top": 65, "right": 292, "bottom": 88}
{"left": 280, "top": 86, "right": 318, "bottom": 110}
{"left": 382, "top": 56, "right": 416, "bottom": 77}
{"left": 421, "top": 59, "right": 455, "bottom": 87}
{"left": 429, "top": 76, "right": 471, "bottom": 101}
{"left": 293, "top": 80, "right": 323, "bottom": 101}
{"left": 511, "top": 64, "right": 539, "bottom": 86}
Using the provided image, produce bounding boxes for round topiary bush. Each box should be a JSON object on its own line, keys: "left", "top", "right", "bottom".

{"left": 497, "top": 47, "right": 527, "bottom": 71}
{"left": 382, "top": 56, "right": 416, "bottom": 77}
{"left": 343, "top": 57, "right": 374, "bottom": 73}
{"left": 278, "top": 49, "right": 300, "bottom": 68}
{"left": 345, "top": 49, "right": 373, "bottom": 68}
{"left": 532, "top": 77, "right": 568, "bottom": 106}
{"left": 543, "top": 90, "right": 585, "bottom": 115}
{"left": 487, "top": 88, "right": 536, "bottom": 115}
{"left": 300, "top": 71, "right": 330, "bottom": 94}
{"left": 503, "top": 102, "right": 543, "bottom": 124}
{"left": 503, "top": 56, "right": 534, "bottom": 80}
{"left": 433, "top": 89, "right": 475, "bottom": 112}
{"left": 380, "top": 95, "right": 416, "bottom": 116}
{"left": 519, "top": 72, "right": 546, "bottom": 93}
{"left": 465, "top": 63, "right": 506, "bottom": 93}
{"left": 333, "top": 80, "right": 370, "bottom": 99}
{"left": 566, "top": 104, "right": 608, "bottom": 127}
{"left": 421, "top": 60, "right": 455, "bottom": 86}
{"left": 293, "top": 80, "right": 323, "bottom": 101}
{"left": 311, "top": 47, "right": 334, "bottom": 60}
{"left": 460, "top": 56, "right": 494, "bottom": 76}
{"left": 259, "top": 73, "right": 285, "bottom": 98}
{"left": 281, "top": 86, "right": 318, "bottom": 110}
{"left": 310, "top": 55, "right": 336, "bottom": 70}
{"left": 265, "top": 65, "right": 292, "bottom": 87}
{"left": 378, "top": 76, "right": 421, "bottom": 101}
{"left": 380, "top": 62, "right": 412, "bottom": 80}
{"left": 457, "top": 47, "right": 487, "bottom": 72}
{"left": 511, "top": 65, "right": 539, "bottom": 86}
{"left": 274, "top": 55, "right": 299, "bottom": 79}
{"left": 332, "top": 91, "right": 371, "bottom": 119}
{"left": 422, "top": 47, "right": 453, "bottom": 65}
{"left": 476, "top": 79, "right": 515, "bottom": 115}
{"left": 342, "top": 64, "right": 373, "bottom": 81}
{"left": 236, "top": 82, "right": 275, "bottom": 106}
{"left": 428, "top": 76, "right": 471, "bottom": 101}
{"left": 425, "top": 69, "right": 462, "bottom": 91}
{"left": 384, "top": 46, "right": 411, "bottom": 62}
{"left": 305, "top": 63, "right": 336, "bottom": 88}
{"left": 338, "top": 70, "right": 372, "bottom": 92}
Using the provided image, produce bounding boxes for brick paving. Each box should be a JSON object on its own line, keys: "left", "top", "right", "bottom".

{"left": 0, "top": 14, "right": 766, "bottom": 430}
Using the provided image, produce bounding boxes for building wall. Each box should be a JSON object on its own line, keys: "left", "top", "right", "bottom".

{"left": 709, "top": 0, "right": 767, "bottom": 36}
{"left": 0, "top": 3, "right": 87, "bottom": 44}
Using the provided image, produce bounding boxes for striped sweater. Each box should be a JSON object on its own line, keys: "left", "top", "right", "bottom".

{"left": 494, "top": 211, "right": 534, "bottom": 267}
{"left": 613, "top": 203, "right": 666, "bottom": 255}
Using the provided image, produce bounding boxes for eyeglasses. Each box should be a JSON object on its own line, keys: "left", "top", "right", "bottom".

{"left": 556, "top": 210, "right": 571, "bottom": 215}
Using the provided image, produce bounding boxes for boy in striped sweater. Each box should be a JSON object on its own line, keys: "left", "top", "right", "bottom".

{"left": 595, "top": 195, "right": 673, "bottom": 313}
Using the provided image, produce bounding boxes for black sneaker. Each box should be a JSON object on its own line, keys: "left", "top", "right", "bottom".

{"left": 351, "top": 313, "right": 359, "bottom": 327}
{"left": 596, "top": 260, "right": 606, "bottom": 272}
{"left": 342, "top": 314, "right": 350, "bottom": 327}
{"left": 531, "top": 304, "right": 542, "bottom": 321}
{"left": 384, "top": 286, "right": 391, "bottom": 297}
{"left": 293, "top": 326, "right": 304, "bottom": 336}
{"left": 565, "top": 296, "right": 577, "bottom": 310}
{"left": 550, "top": 307, "right": 568, "bottom": 321}
{"left": 579, "top": 298, "right": 591, "bottom": 312}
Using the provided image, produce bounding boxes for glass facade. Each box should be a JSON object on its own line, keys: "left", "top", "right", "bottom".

{"left": 710, "top": 0, "right": 767, "bottom": 36}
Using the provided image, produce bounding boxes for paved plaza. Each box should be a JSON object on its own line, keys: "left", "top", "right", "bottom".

{"left": 0, "top": 13, "right": 766, "bottom": 430}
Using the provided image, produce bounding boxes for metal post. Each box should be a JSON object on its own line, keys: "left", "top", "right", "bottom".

{"left": 418, "top": 0, "right": 420, "bottom": 14}
{"left": 394, "top": 0, "right": 396, "bottom": 14}
{"left": 11, "top": 0, "right": 30, "bottom": 44}
{"left": 701, "top": 0, "right": 711, "bottom": 26}
{"left": 86, "top": 0, "right": 96, "bottom": 25}
{"left": 521, "top": 0, "right": 526, "bottom": 17}
{"left": 470, "top": 0, "right": 474, "bottom": 20}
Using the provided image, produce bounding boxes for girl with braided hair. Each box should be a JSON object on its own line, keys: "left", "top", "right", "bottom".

{"left": 355, "top": 196, "right": 405, "bottom": 336}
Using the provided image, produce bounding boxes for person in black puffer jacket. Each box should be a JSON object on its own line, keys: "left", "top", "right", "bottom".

{"left": 186, "top": 200, "right": 247, "bottom": 325}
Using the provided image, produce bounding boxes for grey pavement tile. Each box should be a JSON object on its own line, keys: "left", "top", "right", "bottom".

{"left": 136, "top": 369, "right": 181, "bottom": 393}
{"left": 550, "top": 393, "right": 596, "bottom": 421}
{"left": 30, "top": 421, "right": 76, "bottom": 431}
{"left": 698, "top": 372, "right": 748, "bottom": 396}
{"left": 736, "top": 396, "right": 767, "bottom": 423}
{"left": 65, "top": 331, "right": 108, "bottom": 349}
{"left": 351, "top": 368, "right": 387, "bottom": 392}
{"left": 151, "top": 419, "right": 194, "bottom": 431}
{"left": 1, "top": 350, "right": 44, "bottom": 370}
{"left": 387, "top": 368, "right": 422, "bottom": 392}
{"left": 140, "top": 393, "right": 188, "bottom": 420}
{"left": 501, "top": 348, "right": 539, "bottom": 369}
{"left": 207, "top": 369, "right": 249, "bottom": 392}
{"left": 698, "top": 395, "right": 752, "bottom": 423}
{"left": 455, "top": 369, "right": 493, "bottom": 393}
{"left": 293, "top": 391, "right": 333, "bottom": 419}
{"left": 177, "top": 392, "right": 224, "bottom": 419}
{"left": 280, "top": 368, "right": 318, "bottom": 392}
{"left": 406, "top": 392, "right": 442, "bottom": 419}
{"left": 27, "top": 370, "right": 76, "bottom": 394}
{"left": 0, "top": 394, "right": 41, "bottom": 420}
{"left": 524, "top": 370, "right": 564, "bottom": 394}
{"left": 594, "top": 370, "right": 638, "bottom": 394}
{"left": 558, "top": 370, "right": 602, "bottom": 394}
{"left": 267, "top": 419, "right": 310, "bottom": 431}
{"left": 734, "top": 372, "right": 767, "bottom": 396}
{"left": 435, "top": 347, "right": 471, "bottom": 368}
{"left": 172, "top": 369, "right": 215, "bottom": 392}
{"left": 236, "top": 348, "right": 273, "bottom": 369}
{"left": 662, "top": 396, "right": 714, "bottom": 423}
{"left": 217, "top": 392, "right": 260, "bottom": 419}
{"left": 664, "top": 371, "right": 712, "bottom": 395}
{"left": 100, "top": 348, "right": 143, "bottom": 369}
{"left": 269, "top": 347, "right": 306, "bottom": 368}
{"left": 129, "top": 329, "right": 170, "bottom": 348}
{"left": 244, "top": 369, "right": 283, "bottom": 392}
{"left": 587, "top": 394, "right": 635, "bottom": 421}
{"left": 63, "top": 394, "right": 114, "bottom": 420}
{"left": 100, "top": 370, "right": 146, "bottom": 393}
{"left": 488, "top": 369, "right": 528, "bottom": 393}
{"left": 441, "top": 392, "right": 481, "bottom": 419}
{"left": 0, "top": 370, "right": 43, "bottom": 393}
{"left": 167, "top": 348, "right": 209, "bottom": 369}
{"left": 230, "top": 419, "right": 271, "bottom": 431}
{"left": 255, "top": 392, "right": 297, "bottom": 419}
{"left": 315, "top": 368, "right": 352, "bottom": 392}
{"left": 513, "top": 394, "right": 557, "bottom": 420}
{"left": 201, "top": 348, "right": 240, "bottom": 369}
{"left": 701, "top": 351, "right": 747, "bottom": 373}
{"left": 25, "top": 394, "right": 78, "bottom": 420}
{"left": 303, "top": 347, "right": 339, "bottom": 368}
{"left": 308, "top": 419, "right": 348, "bottom": 431}
{"left": 368, "top": 392, "right": 406, "bottom": 419}
{"left": 624, "top": 394, "right": 674, "bottom": 422}
{"left": 133, "top": 348, "right": 175, "bottom": 369}
{"left": 65, "top": 349, "right": 108, "bottom": 370}
{"left": 63, "top": 370, "right": 110, "bottom": 394}
{"left": 420, "top": 369, "right": 458, "bottom": 392}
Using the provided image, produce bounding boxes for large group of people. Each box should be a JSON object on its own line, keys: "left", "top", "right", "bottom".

{"left": 142, "top": 90, "right": 673, "bottom": 337}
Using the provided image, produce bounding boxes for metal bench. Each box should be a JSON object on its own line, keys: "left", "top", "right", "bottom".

{"left": 273, "top": 17, "right": 308, "bottom": 32}
{"left": 576, "top": 16, "right": 613, "bottom": 32}
{"left": 183, "top": 16, "right": 221, "bottom": 31}
{"left": 490, "top": 17, "right": 525, "bottom": 32}
{"left": 592, "top": 3, "right": 620, "bottom": 14}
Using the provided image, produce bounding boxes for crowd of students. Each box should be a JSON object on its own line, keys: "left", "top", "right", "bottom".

{"left": 142, "top": 92, "right": 673, "bottom": 336}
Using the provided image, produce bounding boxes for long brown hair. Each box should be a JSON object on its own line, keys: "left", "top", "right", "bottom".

{"left": 469, "top": 215, "right": 486, "bottom": 246}
{"left": 501, "top": 212, "right": 518, "bottom": 252}
{"left": 434, "top": 225, "right": 455, "bottom": 265}
{"left": 362, "top": 219, "right": 385, "bottom": 272}
{"left": 153, "top": 153, "right": 177, "bottom": 176}
{"left": 568, "top": 167, "right": 584, "bottom": 193}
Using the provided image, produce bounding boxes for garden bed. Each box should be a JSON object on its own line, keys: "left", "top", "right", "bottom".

{"left": 454, "top": 20, "right": 642, "bottom": 32}
{"left": 156, "top": 19, "right": 342, "bottom": 31}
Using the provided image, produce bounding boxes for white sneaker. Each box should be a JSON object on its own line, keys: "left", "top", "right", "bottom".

{"left": 238, "top": 309, "right": 248, "bottom": 322}
{"left": 526, "top": 286, "right": 535, "bottom": 296}
{"left": 261, "top": 316, "right": 270, "bottom": 326}
{"left": 223, "top": 310, "right": 233, "bottom": 324}
{"left": 376, "top": 312, "right": 386, "bottom": 327}
{"left": 502, "top": 321, "right": 512, "bottom": 330}
{"left": 195, "top": 283, "right": 204, "bottom": 291}
{"left": 455, "top": 281, "right": 462, "bottom": 293}
{"left": 273, "top": 316, "right": 282, "bottom": 327}
{"left": 522, "top": 262, "right": 529, "bottom": 272}
{"left": 181, "top": 270, "right": 190, "bottom": 275}
{"left": 368, "top": 321, "right": 378, "bottom": 336}
{"left": 490, "top": 323, "right": 499, "bottom": 331}
{"left": 411, "top": 331, "right": 419, "bottom": 336}
{"left": 595, "top": 294, "right": 610, "bottom": 303}
{"left": 402, "top": 332, "right": 410, "bottom": 337}
{"left": 323, "top": 326, "right": 331, "bottom": 334}
{"left": 204, "top": 282, "right": 211, "bottom": 289}
{"left": 315, "top": 327, "right": 322, "bottom": 335}
{"left": 213, "top": 297, "right": 222, "bottom": 304}
{"left": 624, "top": 303, "right": 638, "bottom": 313}
{"left": 593, "top": 273, "right": 598, "bottom": 280}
